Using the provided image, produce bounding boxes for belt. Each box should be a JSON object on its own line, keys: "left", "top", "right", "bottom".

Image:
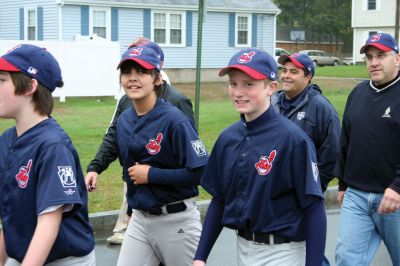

{"left": 142, "top": 201, "right": 187, "bottom": 216}
{"left": 237, "top": 229, "right": 291, "bottom": 245}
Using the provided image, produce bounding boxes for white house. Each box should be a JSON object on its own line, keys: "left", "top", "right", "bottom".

{"left": 352, "top": 0, "right": 397, "bottom": 63}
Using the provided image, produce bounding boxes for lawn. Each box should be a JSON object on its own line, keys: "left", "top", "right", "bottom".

{"left": 0, "top": 69, "right": 363, "bottom": 213}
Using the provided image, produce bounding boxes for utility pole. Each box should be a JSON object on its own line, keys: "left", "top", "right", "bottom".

{"left": 396, "top": 0, "right": 400, "bottom": 42}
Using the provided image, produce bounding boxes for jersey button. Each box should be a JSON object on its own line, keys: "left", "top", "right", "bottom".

{"left": 245, "top": 137, "right": 250, "bottom": 141}
{"left": 242, "top": 152, "right": 247, "bottom": 157}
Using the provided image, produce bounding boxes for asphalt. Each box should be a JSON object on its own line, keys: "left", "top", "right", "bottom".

{"left": 91, "top": 186, "right": 392, "bottom": 265}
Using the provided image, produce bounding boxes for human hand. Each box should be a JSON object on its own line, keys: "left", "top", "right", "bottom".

{"left": 378, "top": 188, "right": 400, "bottom": 214}
{"left": 193, "top": 260, "right": 206, "bottom": 266}
{"left": 337, "top": 191, "right": 346, "bottom": 208}
{"left": 85, "top": 171, "right": 98, "bottom": 192}
{"left": 128, "top": 163, "right": 150, "bottom": 185}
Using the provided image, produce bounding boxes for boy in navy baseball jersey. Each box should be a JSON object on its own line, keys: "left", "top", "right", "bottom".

{"left": 193, "top": 48, "right": 326, "bottom": 266}
{"left": 114, "top": 42, "right": 208, "bottom": 266}
{"left": 0, "top": 44, "right": 95, "bottom": 265}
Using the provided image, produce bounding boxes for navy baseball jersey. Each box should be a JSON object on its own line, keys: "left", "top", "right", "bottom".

{"left": 201, "top": 107, "right": 323, "bottom": 240}
{"left": 0, "top": 118, "right": 94, "bottom": 263}
{"left": 115, "top": 99, "right": 208, "bottom": 211}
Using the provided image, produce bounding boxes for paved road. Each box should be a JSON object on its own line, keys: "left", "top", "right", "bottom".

{"left": 95, "top": 209, "right": 391, "bottom": 265}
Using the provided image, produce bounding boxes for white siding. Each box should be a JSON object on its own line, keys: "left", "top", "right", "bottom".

{"left": 62, "top": 5, "right": 81, "bottom": 41}
{"left": 353, "top": 0, "right": 395, "bottom": 27}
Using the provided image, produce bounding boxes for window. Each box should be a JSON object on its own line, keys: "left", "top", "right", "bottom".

{"left": 152, "top": 11, "right": 186, "bottom": 46}
{"left": 364, "top": 0, "right": 380, "bottom": 11}
{"left": 26, "top": 8, "right": 37, "bottom": 40}
{"left": 369, "top": 31, "right": 378, "bottom": 37}
{"left": 235, "top": 14, "right": 252, "bottom": 47}
{"left": 367, "top": 0, "right": 376, "bottom": 10}
{"left": 89, "top": 7, "right": 111, "bottom": 39}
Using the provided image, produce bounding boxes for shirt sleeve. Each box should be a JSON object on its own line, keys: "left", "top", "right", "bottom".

{"left": 291, "top": 139, "right": 324, "bottom": 207}
{"left": 171, "top": 120, "right": 208, "bottom": 170}
{"left": 36, "top": 143, "right": 84, "bottom": 215}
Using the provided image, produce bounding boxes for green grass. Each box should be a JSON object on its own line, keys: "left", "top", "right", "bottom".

{"left": 314, "top": 64, "right": 369, "bottom": 79}
{"left": 0, "top": 83, "right": 353, "bottom": 212}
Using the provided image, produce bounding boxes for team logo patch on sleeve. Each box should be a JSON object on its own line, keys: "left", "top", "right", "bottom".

{"left": 255, "top": 150, "right": 276, "bottom": 175}
{"left": 57, "top": 166, "right": 77, "bottom": 188}
{"left": 146, "top": 133, "right": 163, "bottom": 155}
{"left": 15, "top": 159, "right": 32, "bottom": 188}
{"left": 312, "top": 162, "right": 319, "bottom": 183}
{"left": 191, "top": 140, "right": 207, "bottom": 156}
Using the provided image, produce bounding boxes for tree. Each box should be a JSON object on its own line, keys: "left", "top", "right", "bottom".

{"left": 273, "top": 0, "right": 352, "bottom": 53}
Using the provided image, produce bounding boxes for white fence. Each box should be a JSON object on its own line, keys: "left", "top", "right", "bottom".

{"left": 0, "top": 38, "right": 121, "bottom": 101}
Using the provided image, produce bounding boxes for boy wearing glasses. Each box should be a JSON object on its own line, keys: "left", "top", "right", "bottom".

{"left": 336, "top": 32, "right": 400, "bottom": 265}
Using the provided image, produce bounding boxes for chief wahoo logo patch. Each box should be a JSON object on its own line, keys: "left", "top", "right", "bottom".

{"left": 15, "top": 159, "right": 32, "bottom": 188}
{"left": 255, "top": 150, "right": 276, "bottom": 175}
{"left": 146, "top": 133, "right": 163, "bottom": 155}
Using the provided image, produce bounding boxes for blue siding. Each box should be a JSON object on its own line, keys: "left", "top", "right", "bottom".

{"left": 256, "top": 14, "right": 274, "bottom": 53}
{"left": 81, "top": 5, "right": 89, "bottom": 36}
{"left": 252, "top": 14, "right": 257, "bottom": 47}
{"left": 111, "top": 7, "right": 118, "bottom": 41}
{"left": 62, "top": 5, "right": 81, "bottom": 41}
{"left": 143, "top": 9, "right": 151, "bottom": 39}
{"left": 19, "top": 8, "right": 24, "bottom": 40}
{"left": 0, "top": 1, "right": 57, "bottom": 40}
{"left": 228, "top": 13, "right": 235, "bottom": 47}
{"left": 186, "top": 11, "right": 192, "bottom": 47}
{"left": 37, "top": 7, "right": 43, "bottom": 40}
{"left": 118, "top": 8, "right": 143, "bottom": 52}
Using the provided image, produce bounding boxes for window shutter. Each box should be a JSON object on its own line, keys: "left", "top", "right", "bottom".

{"left": 228, "top": 13, "right": 235, "bottom": 47}
{"left": 111, "top": 7, "right": 118, "bottom": 41}
{"left": 19, "top": 8, "right": 24, "bottom": 40}
{"left": 186, "top": 11, "right": 192, "bottom": 47}
{"left": 143, "top": 9, "right": 151, "bottom": 39}
{"left": 252, "top": 14, "right": 257, "bottom": 47}
{"left": 81, "top": 5, "right": 89, "bottom": 36}
{"left": 37, "top": 7, "right": 43, "bottom": 40}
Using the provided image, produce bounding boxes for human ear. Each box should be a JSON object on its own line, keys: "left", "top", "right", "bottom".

{"left": 24, "top": 79, "right": 39, "bottom": 96}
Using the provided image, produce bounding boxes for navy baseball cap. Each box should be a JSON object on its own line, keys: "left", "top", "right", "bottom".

{"left": 278, "top": 53, "right": 315, "bottom": 77}
{"left": 128, "top": 38, "right": 164, "bottom": 64}
{"left": 117, "top": 44, "right": 162, "bottom": 72}
{"left": 219, "top": 48, "right": 278, "bottom": 80}
{"left": 360, "top": 33, "right": 399, "bottom": 54}
{"left": 0, "top": 44, "right": 63, "bottom": 92}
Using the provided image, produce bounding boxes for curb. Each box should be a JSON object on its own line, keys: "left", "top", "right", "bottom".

{"left": 89, "top": 186, "right": 339, "bottom": 233}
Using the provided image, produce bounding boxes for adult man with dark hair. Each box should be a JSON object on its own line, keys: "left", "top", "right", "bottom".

{"left": 335, "top": 32, "right": 400, "bottom": 265}
{"left": 272, "top": 53, "right": 341, "bottom": 192}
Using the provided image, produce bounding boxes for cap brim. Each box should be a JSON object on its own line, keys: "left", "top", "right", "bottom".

{"left": 117, "top": 58, "right": 155, "bottom": 70}
{"left": 278, "top": 55, "right": 305, "bottom": 69}
{"left": 219, "top": 65, "right": 267, "bottom": 80}
{"left": 0, "top": 58, "right": 20, "bottom": 72}
{"left": 360, "top": 43, "right": 392, "bottom": 54}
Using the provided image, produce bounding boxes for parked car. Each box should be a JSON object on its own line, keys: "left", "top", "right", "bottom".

{"left": 275, "top": 47, "right": 290, "bottom": 67}
{"left": 298, "top": 50, "right": 340, "bottom": 67}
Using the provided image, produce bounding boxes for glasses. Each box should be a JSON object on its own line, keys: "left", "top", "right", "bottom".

{"left": 363, "top": 52, "right": 396, "bottom": 62}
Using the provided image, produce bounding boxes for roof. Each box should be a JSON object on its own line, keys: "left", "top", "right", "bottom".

{"left": 63, "top": 0, "right": 280, "bottom": 14}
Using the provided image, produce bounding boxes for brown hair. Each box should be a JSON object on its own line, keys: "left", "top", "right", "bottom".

{"left": 119, "top": 60, "right": 163, "bottom": 97}
{"left": 11, "top": 72, "right": 54, "bottom": 116}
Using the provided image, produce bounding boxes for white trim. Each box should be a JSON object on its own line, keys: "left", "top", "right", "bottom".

{"left": 24, "top": 6, "right": 38, "bottom": 40}
{"left": 89, "top": 6, "right": 111, "bottom": 40}
{"left": 151, "top": 10, "right": 186, "bottom": 47}
{"left": 235, "top": 13, "right": 252, "bottom": 47}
